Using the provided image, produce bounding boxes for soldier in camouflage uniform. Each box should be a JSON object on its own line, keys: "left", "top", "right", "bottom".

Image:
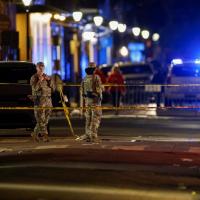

{"left": 30, "top": 62, "right": 55, "bottom": 142}
{"left": 77, "top": 62, "right": 104, "bottom": 142}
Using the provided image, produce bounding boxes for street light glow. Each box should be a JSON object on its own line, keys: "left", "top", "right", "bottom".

{"left": 72, "top": 11, "right": 83, "bottom": 22}
{"left": 59, "top": 15, "right": 66, "bottom": 21}
{"left": 109, "top": 21, "right": 118, "bottom": 31}
{"left": 82, "top": 31, "right": 95, "bottom": 41}
{"left": 132, "top": 27, "right": 141, "bottom": 37}
{"left": 119, "top": 46, "right": 129, "bottom": 57}
{"left": 54, "top": 14, "right": 60, "bottom": 20}
{"left": 118, "top": 23, "right": 127, "bottom": 33}
{"left": 152, "top": 33, "right": 160, "bottom": 42}
{"left": 93, "top": 16, "right": 104, "bottom": 27}
{"left": 141, "top": 30, "right": 150, "bottom": 39}
{"left": 22, "top": 0, "right": 32, "bottom": 6}
{"left": 42, "top": 13, "right": 52, "bottom": 22}
{"left": 53, "top": 14, "right": 65, "bottom": 21}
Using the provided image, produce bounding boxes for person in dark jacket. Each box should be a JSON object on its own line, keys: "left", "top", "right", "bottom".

{"left": 151, "top": 61, "right": 166, "bottom": 107}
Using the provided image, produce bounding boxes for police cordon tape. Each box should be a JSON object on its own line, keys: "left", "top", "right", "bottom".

{"left": 2, "top": 82, "right": 200, "bottom": 87}
{"left": 1, "top": 105, "right": 200, "bottom": 110}
{"left": 0, "top": 104, "right": 199, "bottom": 137}
{"left": 0, "top": 81, "right": 200, "bottom": 111}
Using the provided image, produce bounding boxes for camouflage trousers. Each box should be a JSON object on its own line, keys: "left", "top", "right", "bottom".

{"left": 34, "top": 97, "right": 52, "bottom": 136}
{"left": 85, "top": 105, "right": 102, "bottom": 139}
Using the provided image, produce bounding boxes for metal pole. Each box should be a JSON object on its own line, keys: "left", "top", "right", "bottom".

{"left": 26, "top": 10, "right": 29, "bottom": 61}
{"left": 97, "top": 27, "right": 100, "bottom": 66}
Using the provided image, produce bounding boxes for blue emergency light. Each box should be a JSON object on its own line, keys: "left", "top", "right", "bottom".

{"left": 171, "top": 59, "right": 183, "bottom": 65}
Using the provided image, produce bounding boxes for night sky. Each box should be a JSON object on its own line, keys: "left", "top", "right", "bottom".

{"left": 47, "top": 0, "right": 200, "bottom": 58}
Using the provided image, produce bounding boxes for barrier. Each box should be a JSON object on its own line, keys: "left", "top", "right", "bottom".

{"left": 1, "top": 83, "right": 200, "bottom": 112}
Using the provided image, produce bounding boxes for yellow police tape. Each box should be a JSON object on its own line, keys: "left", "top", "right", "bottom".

{"left": 0, "top": 105, "right": 200, "bottom": 111}
{"left": 2, "top": 82, "right": 200, "bottom": 87}
{"left": 77, "top": 83, "right": 200, "bottom": 87}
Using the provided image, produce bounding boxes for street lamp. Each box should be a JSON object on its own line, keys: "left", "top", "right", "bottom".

{"left": 119, "top": 46, "right": 129, "bottom": 57}
{"left": 59, "top": 15, "right": 66, "bottom": 21}
{"left": 118, "top": 23, "right": 126, "bottom": 33}
{"left": 132, "top": 27, "right": 141, "bottom": 37}
{"left": 109, "top": 21, "right": 118, "bottom": 31}
{"left": 141, "top": 30, "right": 150, "bottom": 40}
{"left": 72, "top": 11, "right": 83, "bottom": 22}
{"left": 152, "top": 33, "right": 160, "bottom": 42}
{"left": 82, "top": 31, "right": 95, "bottom": 41}
{"left": 93, "top": 16, "right": 104, "bottom": 27}
{"left": 22, "top": 0, "right": 32, "bottom": 7}
{"left": 53, "top": 14, "right": 65, "bottom": 21}
{"left": 72, "top": 11, "right": 83, "bottom": 82}
{"left": 22, "top": 0, "right": 32, "bottom": 61}
{"left": 93, "top": 16, "right": 104, "bottom": 65}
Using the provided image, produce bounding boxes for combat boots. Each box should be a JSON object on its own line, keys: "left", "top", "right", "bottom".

{"left": 31, "top": 132, "right": 40, "bottom": 142}
{"left": 42, "top": 132, "right": 50, "bottom": 142}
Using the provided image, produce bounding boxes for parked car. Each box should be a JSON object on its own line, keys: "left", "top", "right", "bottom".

{"left": 100, "top": 62, "right": 154, "bottom": 104}
{"left": 164, "top": 59, "right": 200, "bottom": 106}
{"left": 100, "top": 62, "right": 154, "bottom": 84}
{"left": 0, "top": 61, "right": 36, "bottom": 128}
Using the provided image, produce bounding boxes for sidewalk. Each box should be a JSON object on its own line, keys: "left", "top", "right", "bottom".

{"left": 1, "top": 136, "right": 200, "bottom": 166}
{"left": 52, "top": 107, "right": 200, "bottom": 120}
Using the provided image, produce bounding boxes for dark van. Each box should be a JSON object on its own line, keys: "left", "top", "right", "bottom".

{"left": 0, "top": 61, "right": 36, "bottom": 128}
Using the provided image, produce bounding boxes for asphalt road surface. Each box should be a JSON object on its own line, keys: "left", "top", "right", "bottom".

{"left": 1, "top": 116, "right": 200, "bottom": 200}
{"left": 52, "top": 116, "right": 200, "bottom": 139}
{"left": 1, "top": 116, "right": 200, "bottom": 138}
{"left": 0, "top": 161, "right": 198, "bottom": 200}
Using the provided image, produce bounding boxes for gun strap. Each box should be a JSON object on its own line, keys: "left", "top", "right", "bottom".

{"left": 92, "top": 74, "right": 97, "bottom": 95}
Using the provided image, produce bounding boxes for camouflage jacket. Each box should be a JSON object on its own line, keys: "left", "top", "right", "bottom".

{"left": 30, "top": 73, "right": 55, "bottom": 97}
{"left": 81, "top": 74, "right": 104, "bottom": 105}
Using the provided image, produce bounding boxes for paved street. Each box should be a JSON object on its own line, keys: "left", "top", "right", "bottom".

{"left": 49, "top": 115, "right": 200, "bottom": 138}
{"left": 1, "top": 116, "right": 200, "bottom": 199}
{"left": 1, "top": 136, "right": 200, "bottom": 199}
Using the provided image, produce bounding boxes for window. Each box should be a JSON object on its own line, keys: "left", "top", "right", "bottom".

{"left": 120, "top": 65, "right": 152, "bottom": 74}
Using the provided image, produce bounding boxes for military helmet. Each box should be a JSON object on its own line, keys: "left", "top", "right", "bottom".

{"left": 85, "top": 62, "right": 96, "bottom": 74}
{"left": 36, "top": 62, "right": 45, "bottom": 68}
